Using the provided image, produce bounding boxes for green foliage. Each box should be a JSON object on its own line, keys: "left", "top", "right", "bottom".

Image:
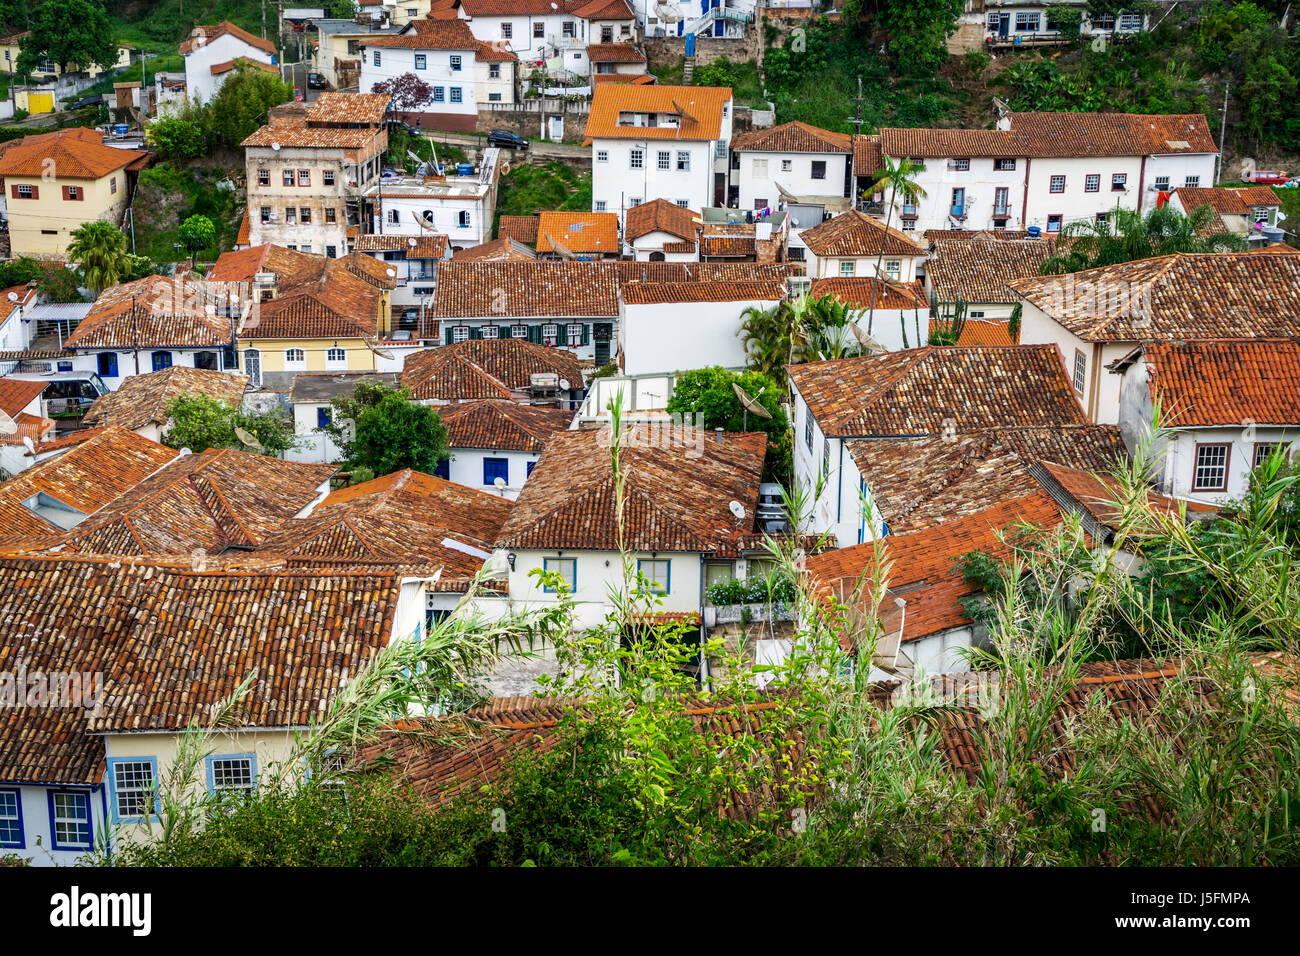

{"left": 146, "top": 117, "right": 206, "bottom": 161}
{"left": 873, "top": 0, "right": 966, "bottom": 76}
{"left": 1039, "top": 205, "right": 1249, "bottom": 274}
{"left": 133, "top": 161, "right": 243, "bottom": 263}
{"left": 329, "top": 0, "right": 358, "bottom": 16}
{"left": 928, "top": 295, "right": 967, "bottom": 346}
{"left": 16, "top": 0, "right": 117, "bottom": 75}
{"left": 705, "top": 573, "right": 797, "bottom": 607}
{"left": 66, "top": 220, "right": 132, "bottom": 296}
{"left": 666, "top": 366, "right": 790, "bottom": 486}
{"left": 325, "top": 381, "right": 450, "bottom": 477}
{"left": 163, "top": 393, "right": 298, "bottom": 457}
{"left": 178, "top": 214, "right": 217, "bottom": 263}
{"left": 691, "top": 57, "right": 764, "bottom": 105}
{"left": 0, "top": 257, "right": 84, "bottom": 303}
{"left": 495, "top": 161, "right": 592, "bottom": 222}
{"left": 207, "top": 62, "right": 292, "bottom": 148}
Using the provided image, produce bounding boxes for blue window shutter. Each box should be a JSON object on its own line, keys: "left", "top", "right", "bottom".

{"left": 151, "top": 351, "right": 172, "bottom": 371}
{"left": 317, "top": 407, "right": 331, "bottom": 429}
{"left": 97, "top": 352, "right": 118, "bottom": 377}
{"left": 526, "top": 460, "right": 536, "bottom": 477}
{"left": 483, "top": 457, "right": 508, "bottom": 485}
{"left": 434, "top": 458, "right": 450, "bottom": 479}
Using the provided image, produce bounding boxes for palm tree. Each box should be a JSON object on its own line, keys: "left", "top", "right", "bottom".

{"left": 861, "top": 154, "right": 927, "bottom": 334}
{"left": 1039, "top": 204, "right": 1249, "bottom": 274}
{"left": 739, "top": 300, "right": 796, "bottom": 380}
{"left": 66, "top": 221, "right": 133, "bottom": 296}
{"left": 794, "top": 293, "right": 864, "bottom": 361}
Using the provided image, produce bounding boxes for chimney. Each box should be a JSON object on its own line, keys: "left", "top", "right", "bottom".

{"left": 715, "top": 427, "right": 724, "bottom": 443}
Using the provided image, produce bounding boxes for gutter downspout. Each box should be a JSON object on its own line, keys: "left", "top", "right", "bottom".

{"left": 1021, "top": 157, "right": 1031, "bottom": 229}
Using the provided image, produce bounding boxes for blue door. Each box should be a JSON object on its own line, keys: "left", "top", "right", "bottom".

{"left": 151, "top": 351, "right": 172, "bottom": 371}
{"left": 97, "top": 352, "right": 118, "bottom": 378}
{"left": 684, "top": 31, "right": 694, "bottom": 54}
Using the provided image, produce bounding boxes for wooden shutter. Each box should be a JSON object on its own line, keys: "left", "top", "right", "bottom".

{"left": 9, "top": 185, "right": 17, "bottom": 199}
{"left": 444, "top": 325, "right": 454, "bottom": 345}
{"left": 527, "top": 324, "right": 541, "bottom": 344}
{"left": 581, "top": 324, "right": 590, "bottom": 346}
{"left": 61, "top": 185, "right": 70, "bottom": 200}
{"left": 29, "top": 184, "right": 37, "bottom": 200}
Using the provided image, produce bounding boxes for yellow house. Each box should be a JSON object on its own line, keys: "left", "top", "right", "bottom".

{"left": 0, "top": 126, "right": 147, "bottom": 257}
{"left": 0, "top": 32, "right": 132, "bottom": 81}
{"left": 208, "top": 243, "right": 395, "bottom": 390}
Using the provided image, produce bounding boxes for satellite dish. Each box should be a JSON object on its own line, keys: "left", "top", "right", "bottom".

{"left": 558, "top": 378, "right": 570, "bottom": 391}
{"left": 234, "top": 426, "right": 264, "bottom": 451}
{"left": 493, "top": 476, "right": 507, "bottom": 490}
{"left": 22, "top": 435, "right": 35, "bottom": 454}
{"left": 367, "top": 339, "right": 396, "bottom": 360}
{"left": 407, "top": 237, "right": 417, "bottom": 247}
{"left": 271, "top": 142, "right": 281, "bottom": 151}
{"left": 386, "top": 267, "right": 396, "bottom": 277}
{"left": 178, "top": 447, "right": 193, "bottom": 457}
{"left": 731, "top": 382, "right": 772, "bottom": 420}
{"left": 729, "top": 500, "right": 746, "bottom": 520}
{"left": 6, "top": 291, "right": 16, "bottom": 303}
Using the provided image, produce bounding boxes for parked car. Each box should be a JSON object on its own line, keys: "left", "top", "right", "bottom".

{"left": 68, "top": 94, "right": 103, "bottom": 111}
{"left": 486, "top": 129, "right": 529, "bottom": 150}
{"left": 293, "top": 86, "right": 305, "bottom": 102}
{"left": 307, "top": 72, "right": 328, "bottom": 90}
{"left": 385, "top": 118, "right": 420, "bottom": 136}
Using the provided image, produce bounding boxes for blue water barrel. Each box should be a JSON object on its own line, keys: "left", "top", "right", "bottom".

{"left": 112, "top": 124, "right": 129, "bottom": 136}
{"left": 1027, "top": 225, "right": 1042, "bottom": 238}
{"left": 456, "top": 162, "right": 474, "bottom": 176}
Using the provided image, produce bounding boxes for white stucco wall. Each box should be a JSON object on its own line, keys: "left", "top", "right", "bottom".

{"left": 183, "top": 34, "right": 276, "bottom": 104}
{"left": 359, "top": 43, "right": 477, "bottom": 115}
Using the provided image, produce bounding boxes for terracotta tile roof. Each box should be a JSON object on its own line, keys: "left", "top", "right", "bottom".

{"left": 0, "top": 427, "right": 177, "bottom": 542}
{"left": 613, "top": 261, "right": 799, "bottom": 285}
{"left": 405, "top": 234, "right": 449, "bottom": 259}
{"left": 180, "top": 20, "right": 277, "bottom": 56}
{"left": 0, "top": 127, "right": 146, "bottom": 179}
{"left": 536, "top": 211, "right": 620, "bottom": 254}
{"left": 1007, "top": 111, "right": 1218, "bottom": 157}
{"left": 0, "top": 556, "right": 402, "bottom": 780}
{"left": 1135, "top": 339, "right": 1300, "bottom": 428}
{"left": 210, "top": 56, "right": 279, "bottom": 75}
{"left": 305, "top": 91, "right": 391, "bottom": 125}
{"left": 926, "top": 317, "right": 1019, "bottom": 347}
{"left": 621, "top": 279, "right": 785, "bottom": 304}
{"left": 572, "top": 0, "right": 635, "bottom": 16}
{"left": 732, "top": 120, "right": 850, "bottom": 154}
{"left": 497, "top": 426, "right": 767, "bottom": 553}
{"left": 592, "top": 72, "right": 656, "bottom": 85}
{"left": 258, "top": 468, "right": 510, "bottom": 573}
{"left": 401, "top": 339, "right": 585, "bottom": 401}
{"left": 788, "top": 344, "right": 1088, "bottom": 437}
{"left": 432, "top": 261, "right": 620, "bottom": 318}
{"left": 1009, "top": 252, "right": 1300, "bottom": 342}
{"left": 925, "top": 229, "right": 1032, "bottom": 241}
{"left": 437, "top": 399, "right": 572, "bottom": 452}
{"left": 1248, "top": 243, "right": 1300, "bottom": 255}
{"left": 879, "top": 127, "right": 1020, "bottom": 160}
{"left": 1033, "top": 459, "right": 1216, "bottom": 537}
{"left": 1172, "top": 187, "right": 1251, "bottom": 216}
{"left": 241, "top": 120, "right": 376, "bottom": 149}
{"left": 585, "top": 43, "right": 645, "bottom": 63}
{"left": 1231, "top": 185, "right": 1283, "bottom": 207}
{"left": 808, "top": 492, "right": 1065, "bottom": 643}
{"left": 809, "top": 277, "right": 927, "bottom": 310}
{"left": 83, "top": 367, "right": 249, "bottom": 432}
{"left": 27, "top": 428, "right": 105, "bottom": 456}
{"left": 0, "top": 378, "right": 47, "bottom": 417}
{"left": 664, "top": 240, "right": 696, "bottom": 254}
{"left": 236, "top": 207, "right": 251, "bottom": 245}
{"left": 845, "top": 425, "right": 1125, "bottom": 533}
{"left": 624, "top": 198, "right": 700, "bottom": 242}
{"left": 852, "top": 133, "right": 881, "bottom": 178}
{"left": 927, "top": 238, "right": 1055, "bottom": 304}
{"left": 798, "top": 210, "right": 922, "bottom": 258}
{"left": 584, "top": 84, "right": 732, "bottom": 143}
{"left": 17, "top": 449, "right": 336, "bottom": 557}
{"left": 460, "top": 0, "right": 632, "bottom": 17}
{"left": 475, "top": 41, "right": 518, "bottom": 62}
{"left": 498, "top": 215, "right": 539, "bottom": 244}
{"left": 64, "top": 275, "right": 233, "bottom": 350}
{"left": 0, "top": 412, "right": 53, "bottom": 448}
{"left": 454, "top": 237, "right": 537, "bottom": 261}
{"left": 289, "top": 371, "right": 399, "bottom": 403}
{"left": 700, "top": 232, "right": 756, "bottom": 258}
{"left": 364, "top": 19, "right": 479, "bottom": 50}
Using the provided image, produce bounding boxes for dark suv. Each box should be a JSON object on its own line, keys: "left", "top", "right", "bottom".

{"left": 307, "top": 72, "right": 329, "bottom": 90}
{"left": 486, "top": 129, "right": 529, "bottom": 150}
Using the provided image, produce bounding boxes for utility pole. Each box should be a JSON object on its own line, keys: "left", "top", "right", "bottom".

{"left": 849, "top": 76, "right": 863, "bottom": 136}
{"left": 1217, "top": 81, "right": 1229, "bottom": 184}
{"left": 262, "top": 0, "right": 267, "bottom": 41}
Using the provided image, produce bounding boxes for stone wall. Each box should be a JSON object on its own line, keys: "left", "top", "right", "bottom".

{"left": 644, "top": 33, "right": 763, "bottom": 72}
{"left": 476, "top": 101, "right": 591, "bottom": 144}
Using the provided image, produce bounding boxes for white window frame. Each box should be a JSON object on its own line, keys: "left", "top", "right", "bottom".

{"left": 1193, "top": 443, "right": 1229, "bottom": 492}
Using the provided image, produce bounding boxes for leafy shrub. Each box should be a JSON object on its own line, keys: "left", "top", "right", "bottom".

{"left": 705, "top": 574, "right": 797, "bottom": 607}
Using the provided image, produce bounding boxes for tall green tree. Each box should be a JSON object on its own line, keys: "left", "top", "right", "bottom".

{"left": 325, "top": 382, "right": 450, "bottom": 476}
{"left": 164, "top": 393, "right": 298, "bottom": 457}
{"left": 861, "top": 155, "right": 926, "bottom": 334}
{"left": 66, "top": 220, "right": 132, "bottom": 296}
{"left": 178, "top": 214, "right": 216, "bottom": 266}
{"left": 1040, "top": 204, "right": 1249, "bottom": 274}
{"left": 667, "top": 366, "right": 791, "bottom": 485}
{"left": 16, "top": 0, "right": 117, "bottom": 76}
{"left": 208, "top": 62, "right": 293, "bottom": 148}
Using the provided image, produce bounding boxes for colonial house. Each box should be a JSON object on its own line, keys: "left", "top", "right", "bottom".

{"left": 453, "top": 237, "right": 539, "bottom": 262}
{"left": 429, "top": 260, "right": 620, "bottom": 364}
{"left": 286, "top": 370, "right": 400, "bottom": 463}
{"left": 399, "top": 337, "right": 586, "bottom": 408}
{"left": 81, "top": 366, "right": 249, "bottom": 443}
{"left": 207, "top": 243, "right": 397, "bottom": 391}
{"left": 584, "top": 42, "right": 647, "bottom": 83}
{"left": 180, "top": 20, "right": 278, "bottom": 104}
{"left": 358, "top": 19, "right": 485, "bottom": 131}
{"left": 488, "top": 424, "right": 768, "bottom": 632}
{"left": 1110, "top": 339, "right": 1300, "bottom": 505}
{"left": 585, "top": 84, "right": 734, "bottom": 219}
{"left": 242, "top": 94, "right": 391, "bottom": 254}
{"left": 0, "top": 378, "right": 53, "bottom": 477}
{"left": 637, "top": 0, "right": 754, "bottom": 37}
{"left": 536, "top": 211, "right": 622, "bottom": 259}
{"left": 312, "top": 18, "right": 403, "bottom": 90}
{"left": 924, "top": 235, "right": 1055, "bottom": 339}
{"left": 623, "top": 198, "right": 701, "bottom": 260}
{"left": 786, "top": 345, "right": 1114, "bottom": 544}
{"left": 805, "top": 276, "right": 931, "bottom": 352}
{"left": 434, "top": 399, "right": 573, "bottom": 497}
{"left": 952, "top": 1, "right": 1151, "bottom": 52}
{"left": 0, "top": 426, "right": 179, "bottom": 544}
{"left": 1166, "top": 186, "right": 1286, "bottom": 243}
{"left": 459, "top": 0, "right": 638, "bottom": 75}
{"left": 797, "top": 209, "right": 926, "bottom": 282}
{"left": 1011, "top": 251, "right": 1300, "bottom": 425}
{"left": 728, "top": 121, "right": 855, "bottom": 233}
{"left": 618, "top": 278, "right": 786, "bottom": 376}
{"left": 861, "top": 113, "right": 1219, "bottom": 236}
{"left": 355, "top": 234, "right": 451, "bottom": 312}
{"left": 0, "top": 128, "right": 147, "bottom": 258}
{"left": 61, "top": 275, "right": 242, "bottom": 390}
{"left": 0, "top": 555, "right": 428, "bottom": 865}
{"left": 364, "top": 148, "right": 501, "bottom": 252}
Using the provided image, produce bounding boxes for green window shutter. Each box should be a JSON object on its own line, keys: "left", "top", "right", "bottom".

{"left": 528, "top": 324, "right": 541, "bottom": 344}
{"left": 444, "top": 325, "right": 454, "bottom": 344}
{"left": 581, "top": 323, "right": 590, "bottom": 346}
{"left": 470, "top": 326, "right": 482, "bottom": 340}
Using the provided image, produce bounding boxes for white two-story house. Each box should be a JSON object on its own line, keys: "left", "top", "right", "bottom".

{"left": 460, "top": 0, "right": 637, "bottom": 78}
{"left": 585, "top": 84, "right": 733, "bottom": 222}
{"left": 729, "top": 121, "right": 854, "bottom": 239}
{"left": 179, "top": 20, "right": 278, "bottom": 104}
{"left": 360, "top": 18, "right": 483, "bottom": 131}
